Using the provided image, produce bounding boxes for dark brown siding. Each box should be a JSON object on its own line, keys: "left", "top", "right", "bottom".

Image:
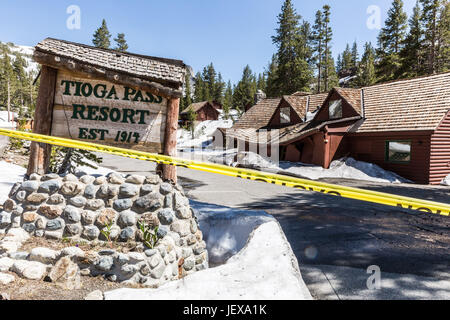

{"left": 268, "top": 100, "right": 302, "bottom": 128}
{"left": 197, "top": 105, "right": 219, "bottom": 121}
{"left": 345, "top": 131, "right": 432, "bottom": 184}
{"left": 430, "top": 111, "right": 450, "bottom": 185}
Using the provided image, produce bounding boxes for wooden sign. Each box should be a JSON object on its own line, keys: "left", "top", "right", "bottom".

{"left": 28, "top": 38, "right": 186, "bottom": 182}
{"left": 52, "top": 71, "right": 167, "bottom": 153}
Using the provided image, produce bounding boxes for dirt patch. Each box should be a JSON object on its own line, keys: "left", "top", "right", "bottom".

{"left": 0, "top": 273, "right": 142, "bottom": 300}
{"left": 0, "top": 146, "right": 29, "bottom": 169}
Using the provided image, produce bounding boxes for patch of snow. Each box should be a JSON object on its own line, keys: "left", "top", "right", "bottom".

{"left": 339, "top": 75, "right": 357, "bottom": 85}
{"left": 0, "top": 161, "right": 26, "bottom": 204}
{"left": 441, "top": 174, "right": 450, "bottom": 186}
{"left": 218, "top": 109, "right": 240, "bottom": 121}
{"left": 104, "top": 202, "right": 312, "bottom": 300}
{"left": 0, "top": 111, "right": 17, "bottom": 129}
{"left": 279, "top": 157, "right": 410, "bottom": 184}
{"left": 177, "top": 119, "right": 233, "bottom": 148}
{"left": 191, "top": 200, "right": 275, "bottom": 265}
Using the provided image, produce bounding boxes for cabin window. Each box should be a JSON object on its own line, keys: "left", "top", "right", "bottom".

{"left": 329, "top": 99, "right": 343, "bottom": 119}
{"left": 386, "top": 141, "right": 411, "bottom": 163}
{"left": 280, "top": 107, "right": 291, "bottom": 124}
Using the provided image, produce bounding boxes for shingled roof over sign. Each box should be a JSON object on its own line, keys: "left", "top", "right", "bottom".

{"left": 33, "top": 38, "right": 186, "bottom": 97}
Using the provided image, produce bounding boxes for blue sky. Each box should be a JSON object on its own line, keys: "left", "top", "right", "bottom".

{"left": 0, "top": 0, "right": 417, "bottom": 84}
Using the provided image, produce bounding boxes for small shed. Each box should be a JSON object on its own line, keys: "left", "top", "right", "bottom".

{"left": 180, "top": 101, "right": 220, "bottom": 124}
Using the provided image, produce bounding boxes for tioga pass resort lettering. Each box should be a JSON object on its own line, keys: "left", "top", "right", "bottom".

{"left": 60, "top": 79, "right": 165, "bottom": 144}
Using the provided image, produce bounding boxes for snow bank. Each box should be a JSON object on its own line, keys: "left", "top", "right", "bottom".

{"left": 279, "top": 157, "right": 410, "bottom": 184}
{"left": 208, "top": 150, "right": 409, "bottom": 184}
{"left": 191, "top": 200, "right": 275, "bottom": 266}
{"left": 0, "top": 161, "right": 26, "bottom": 204}
{"left": 104, "top": 203, "right": 312, "bottom": 300}
{"left": 218, "top": 109, "right": 240, "bottom": 121}
{"left": 177, "top": 119, "right": 233, "bottom": 148}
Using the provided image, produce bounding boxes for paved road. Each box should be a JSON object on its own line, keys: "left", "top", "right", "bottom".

{"left": 98, "top": 152, "right": 450, "bottom": 299}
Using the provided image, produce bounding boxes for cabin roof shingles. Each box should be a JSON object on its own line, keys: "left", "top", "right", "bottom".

{"left": 283, "top": 95, "right": 308, "bottom": 119}
{"left": 35, "top": 38, "right": 186, "bottom": 86}
{"left": 308, "top": 93, "right": 330, "bottom": 111}
{"left": 233, "top": 98, "right": 282, "bottom": 129}
{"left": 334, "top": 88, "right": 362, "bottom": 115}
{"left": 357, "top": 72, "right": 450, "bottom": 132}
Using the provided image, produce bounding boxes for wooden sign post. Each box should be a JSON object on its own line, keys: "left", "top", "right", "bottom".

{"left": 27, "top": 38, "right": 186, "bottom": 183}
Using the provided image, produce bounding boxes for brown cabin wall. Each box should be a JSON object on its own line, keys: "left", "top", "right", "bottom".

{"left": 429, "top": 111, "right": 450, "bottom": 185}
{"left": 344, "top": 132, "right": 432, "bottom": 184}
{"left": 196, "top": 105, "right": 219, "bottom": 122}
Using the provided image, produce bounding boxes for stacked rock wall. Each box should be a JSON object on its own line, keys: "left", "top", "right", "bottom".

{"left": 0, "top": 172, "right": 208, "bottom": 286}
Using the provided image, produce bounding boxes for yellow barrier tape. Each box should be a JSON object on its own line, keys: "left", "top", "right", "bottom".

{"left": 0, "top": 128, "right": 449, "bottom": 217}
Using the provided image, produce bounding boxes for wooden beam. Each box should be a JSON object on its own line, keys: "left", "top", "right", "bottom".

{"left": 160, "top": 97, "right": 180, "bottom": 183}
{"left": 27, "top": 66, "right": 57, "bottom": 176}
{"left": 33, "top": 50, "right": 183, "bottom": 99}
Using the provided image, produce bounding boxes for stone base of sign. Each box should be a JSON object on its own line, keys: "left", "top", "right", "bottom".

{"left": 0, "top": 172, "right": 207, "bottom": 287}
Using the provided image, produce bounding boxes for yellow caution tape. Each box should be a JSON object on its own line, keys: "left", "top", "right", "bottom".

{"left": 0, "top": 128, "right": 449, "bottom": 217}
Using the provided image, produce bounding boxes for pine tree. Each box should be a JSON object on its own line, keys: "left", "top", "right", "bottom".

{"left": 202, "top": 64, "right": 216, "bottom": 101}
{"left": 222, "top": 81, "right": 233, "bottom": 119}
{"left": 256, "top": 73, "right": 267, "bottom": 92}
{"left": 92, "top": 19, "right": 111, "bottom": 49}
{"left": 336, "top": 53, "right": 343, "bottom": 74}
{"left": 357, "top": 42, "right": 377, "bottom": 86}
{"left": 398, "top": 1, "right": 424, "bottom": 78}
{"left": 436, "top": 0, "right": 449, "bottom": 72}
{"left": 0, "top": 49, "right": 15, "bottom": 121}
{"left": 49, "top": 147, "right": 103, "bottom": 175}
{"left": 312, "top": 10, "right": 325, "bottom": 93}
{"left": 351, "top": 41, "right": 359, "bottom": 69}
{"left": 341, "top": 44, "right": 353, "bottom": 72}
{"left": 193, "top": 72, "right": 205, "bottom": 102}
{"left": 376, "top": 0, "right": 408, "bottom": 81}
{"left": 114, "top": 33, "right": 129, "bottom": 52}
{"left": 265, "top": 54, "right": 280, "bottom": 97}
{"left": 420, "top": 0, "right": 441, "bottom": 74}
{"left": 181, "top": 72, "right": 192, "bottom": 112}
{"left": 12, "top": 53, "right": 27, "bottom": 116}
{"left": 322, "top": 5, "right": 335, "bottom": 91}
{"left": 213, "top": 73, "right": 225, "bottom": 104}
{"left": 232, "top": 65, "right": 257, "bottom": 113}
{"left": 272, "top": 0, "right": 313, "bottom": 95}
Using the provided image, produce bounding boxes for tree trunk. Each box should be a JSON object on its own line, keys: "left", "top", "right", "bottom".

{"left": 7, "top": 80, "right": 10, "bottom": 123}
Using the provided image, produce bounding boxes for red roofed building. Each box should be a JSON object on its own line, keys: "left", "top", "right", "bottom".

{"left": 225, "top": 72, "right": 450, "bottom": 184}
